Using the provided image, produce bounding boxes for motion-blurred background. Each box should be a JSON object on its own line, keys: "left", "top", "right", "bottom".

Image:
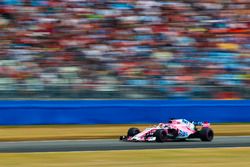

{"left": 0, "top": 0, "right": 250, "bottom": 99}
{"left": 0, "top": 2, "right": 250, "bottom": 166}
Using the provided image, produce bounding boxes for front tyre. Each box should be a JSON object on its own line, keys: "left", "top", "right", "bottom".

{"left": 154, "top": 129, "right": 167, "bottom": 142}
{"left": 127, "top": 128, "right": 140, "bottom": 137}
{"left": 199, "top": 127, "right": 214, "bottom": 141}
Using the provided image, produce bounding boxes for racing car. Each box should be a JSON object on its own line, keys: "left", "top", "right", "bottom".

{"left": 120, "top": 118, "right": 214, "bottom": 142}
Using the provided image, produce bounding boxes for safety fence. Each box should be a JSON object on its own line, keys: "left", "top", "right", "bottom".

{"left": 0, "top": 84, "right": 249, "bottom": 99}
{"left": 0, "top": 100, "right": 249, "bottom": 125}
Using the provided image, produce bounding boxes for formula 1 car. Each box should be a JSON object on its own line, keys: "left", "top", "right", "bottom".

{"left": 120, "top": 119, "right": 214, "bottom": 142}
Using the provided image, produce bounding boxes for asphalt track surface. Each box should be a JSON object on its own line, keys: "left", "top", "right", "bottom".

{"left": 0, "top": 136, "right": 249, "bottom": 153}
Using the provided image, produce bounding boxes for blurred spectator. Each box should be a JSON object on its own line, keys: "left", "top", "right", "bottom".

{"left": 0, "top": 0, "right": 249, "bottom": 99}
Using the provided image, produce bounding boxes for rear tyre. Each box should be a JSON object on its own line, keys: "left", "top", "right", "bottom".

{"left": 154, "top": 129, "right": 167, "bottom": 142}
{"left": 127, "top": 128, "right": 140, "bottom": 137}
{"left": 199, "top": 127, "right": 214, "bottom": 141}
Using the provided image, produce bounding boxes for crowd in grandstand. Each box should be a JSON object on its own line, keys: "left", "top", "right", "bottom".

{"left": 0, "top": 0, "right": 249, "bottom": 99}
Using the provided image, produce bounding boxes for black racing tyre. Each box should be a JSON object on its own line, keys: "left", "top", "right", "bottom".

{"left": 127, "top": 128, "right": 140, "bottom": 137}
{"left": 199, "top": 127, "right": 214, "bottom": 141}
{"left": 154, "top": 129, "right": 167, "bottom": 142}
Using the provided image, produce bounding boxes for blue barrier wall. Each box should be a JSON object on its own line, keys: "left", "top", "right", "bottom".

{"left": 0, "top": 100, "right": 249, "bottom": 125}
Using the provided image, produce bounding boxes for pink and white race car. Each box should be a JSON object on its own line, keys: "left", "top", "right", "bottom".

{"left": 120, "top": 119, "right": 214, "bottom": 142}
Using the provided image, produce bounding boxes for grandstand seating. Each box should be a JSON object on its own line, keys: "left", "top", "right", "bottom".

{"left": 0, "top": 0, "right": 249, "bottom": 99}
